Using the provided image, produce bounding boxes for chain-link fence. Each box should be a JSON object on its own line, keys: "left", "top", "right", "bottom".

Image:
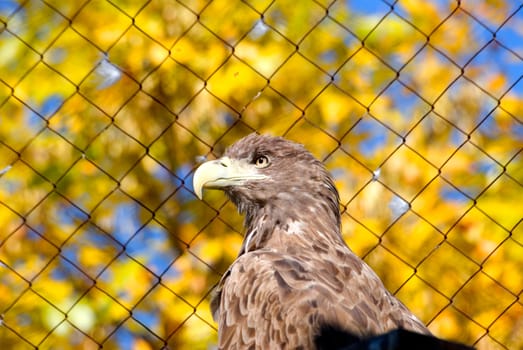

{"left": 1, "top": 0, "right": 522, "bottom": 349}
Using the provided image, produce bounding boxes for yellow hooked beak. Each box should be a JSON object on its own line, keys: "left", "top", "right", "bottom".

{"left": 192, "top": 157, "right": 268, "bottom": 199}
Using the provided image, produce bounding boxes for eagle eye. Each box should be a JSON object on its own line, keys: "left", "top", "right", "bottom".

{"left": 254, "top": 155, "right": 270, "bottom": 168}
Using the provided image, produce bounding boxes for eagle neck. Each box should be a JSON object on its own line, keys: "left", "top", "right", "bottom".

{"left": 239, "top": 198, "right": 345, "bottom": 255}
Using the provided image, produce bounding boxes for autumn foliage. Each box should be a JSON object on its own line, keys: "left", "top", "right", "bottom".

{"left": 0, "top": 0, "right": 522, "bottom": 349}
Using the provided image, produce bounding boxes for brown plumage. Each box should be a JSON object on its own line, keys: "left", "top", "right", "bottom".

{"left": 193, "top": 133, "right": 430, "bottom": 349}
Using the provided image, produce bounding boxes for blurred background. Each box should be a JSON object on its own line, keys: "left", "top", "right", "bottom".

{"left": 0, "top": 0, "right": 522, "bottom": 349}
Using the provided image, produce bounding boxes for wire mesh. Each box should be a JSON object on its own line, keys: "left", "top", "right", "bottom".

{"left": 0, "top": 0, "right": 522, "bottom": 349}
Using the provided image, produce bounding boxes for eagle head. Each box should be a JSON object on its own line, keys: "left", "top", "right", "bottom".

{"left": 193, "top": 134, "right": 341, "bottom": 233}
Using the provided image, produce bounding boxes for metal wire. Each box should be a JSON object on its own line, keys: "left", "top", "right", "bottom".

{"left": 0, "top": 0, "right": 522, "bottom": 349}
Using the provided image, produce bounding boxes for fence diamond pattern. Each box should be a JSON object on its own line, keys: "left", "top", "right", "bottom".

{"left": 0, "top": 0, "right": 522, "bottom": 349}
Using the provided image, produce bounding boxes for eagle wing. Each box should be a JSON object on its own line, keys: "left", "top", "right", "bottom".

{"left": 212, "top": 230, "right": 429, "bottom": 349}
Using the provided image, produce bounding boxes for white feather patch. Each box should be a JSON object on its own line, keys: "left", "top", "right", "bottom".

{"left": 285, "top": 220, "right": 304, "bottom": 235}
{"left": 244, "top": 229, "right": 256, "bottom": 253}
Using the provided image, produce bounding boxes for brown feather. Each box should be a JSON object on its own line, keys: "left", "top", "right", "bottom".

{"left": 204, "top": 134, "right": 430, "bottom": 349}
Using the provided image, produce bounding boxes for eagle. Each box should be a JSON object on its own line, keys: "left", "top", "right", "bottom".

{"left": 193, "top": 133, "right": 430, "bottom": 349}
